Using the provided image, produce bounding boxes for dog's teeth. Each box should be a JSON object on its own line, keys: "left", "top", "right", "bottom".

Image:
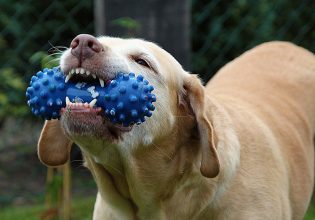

{"left": 76, "top": 68, "right": 80, "bottom": 74}
{"left": 70, "top": 69, "right": 75, "bottom": 74}
{"left": 92, "top": 74, "right": 97, "bottom": 79}
{"left": 84, "top": 102, "right": 89, "bottom": 108}
{"left": 99, "top": 79, "right": 105, "bottom": 87}
{"left": 86, "top": 70, "right": 90, "bottom": 76}
{"left": 65, "top": 74, "right": 72, "bottom": 83}
{"left": 80, "top": 68, "right": 85, "bottom": 74}
{"left": 66, "top": 97, "right": 70, "bottom": 105}
{"left": 89, "top": 99, "right": 97, "bottom": 108}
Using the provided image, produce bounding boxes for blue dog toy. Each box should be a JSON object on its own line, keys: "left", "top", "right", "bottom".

{"left": 26, "top": 67, "right": 156, "bottom": 126}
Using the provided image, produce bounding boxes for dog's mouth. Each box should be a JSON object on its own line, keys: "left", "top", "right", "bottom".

{"left": 64, "top": 67, "right": 111, "bottom": 86}
{"left": 60, "top": 67, "right": 132, "bottom": 141}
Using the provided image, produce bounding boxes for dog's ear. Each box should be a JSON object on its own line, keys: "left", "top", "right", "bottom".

{"left": 38, "top": 120, "right": 73, "bottom": 167}
{"left": 181, "top": 74, "right": 220, "bottom": 178}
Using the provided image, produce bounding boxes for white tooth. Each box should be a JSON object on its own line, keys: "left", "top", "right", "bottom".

{"left": 76, "top": 68, "right": 80, "bottom": 74}
{"left": 80, "top": 68, "right": 85, "bottom": 74}
{"left": 86, "top": 70, "right": 90, "bottom": 76}
{"left": 99, "top": 79, "right": 105, "bottom": 87}
{"left": 84, "top": 102, "right": 89, "bottom": 108}
{"left": 70, "top": 69, "right": 75, "bottom": 74}
{"left": 89, "top": 99, "right": 97, "bottom": 108}
{"left": 65, "top": 74, "right": 72, "bottom": 83}
{"left": 66, "top": 97, "right": 70, "bottom": 105}
{"left": 92, "top": 74, "right": 96, "bottom": 79}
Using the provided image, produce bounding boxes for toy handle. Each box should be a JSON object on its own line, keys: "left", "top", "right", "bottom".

{"left": 66, "top": 82, "right": 106, "bottom": 108}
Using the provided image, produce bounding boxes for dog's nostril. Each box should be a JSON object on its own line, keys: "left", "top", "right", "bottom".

{"left": 87, "top": 40, "right": 101, "bottom": 53}
{"left": 87, "top": 40, "right": 93, "bottom": 48}
{"left": 70, "top": 39, "right": 79, "bottom": 49}
{"left": 87, "top": 39, "right": 102, "bottom": 53}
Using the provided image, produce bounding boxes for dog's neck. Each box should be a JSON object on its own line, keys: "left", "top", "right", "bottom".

{"left": 77, "top": 97, "right": 241, "bottom": 218}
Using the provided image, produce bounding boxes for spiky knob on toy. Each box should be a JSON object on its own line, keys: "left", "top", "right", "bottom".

{"left": 26, "top": 67, "right": 156, "bottom": 126}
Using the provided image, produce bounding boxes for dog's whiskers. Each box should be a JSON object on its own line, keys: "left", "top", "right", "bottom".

{"left": 45, "top": 57, "right": 61, "bottom": 65}
{"left": 47, "top": 52, "right": 63, "bottom": 57}
{"left": 44, "top": 52, "right": 62, "bottom": 66}
{"left": 53, "top": 46, "right": 68, "bottom": 49}
{"left": 48, "top": 41, "right": 68, "bottom": 53}
{"left": 49, "top": 56, "right": 61, "bottom": 62}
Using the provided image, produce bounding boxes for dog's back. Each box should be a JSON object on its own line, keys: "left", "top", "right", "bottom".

{"left": 206, "top": 42, "right": 315, "bottom": 219}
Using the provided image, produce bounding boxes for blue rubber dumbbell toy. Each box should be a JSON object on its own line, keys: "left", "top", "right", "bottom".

{"left": 26, "top": 67, "right": 156, "bottom": 126}
{"left": 26, "top": 67, "right": 66, "bottom": 120}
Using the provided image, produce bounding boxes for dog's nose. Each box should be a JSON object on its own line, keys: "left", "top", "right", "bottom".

{"left": 70, "top": 34, "right": 104, "bottom": 60}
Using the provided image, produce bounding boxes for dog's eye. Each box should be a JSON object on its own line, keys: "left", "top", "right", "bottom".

{"left": 135, "top": 58, "right": 150, "bottom": 68}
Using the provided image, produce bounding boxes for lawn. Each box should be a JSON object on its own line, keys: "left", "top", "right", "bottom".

{"left": 305, "top": 204, "right": 315, "bottom": 220}
{"left": 1, "top": 197, "right": 315, "bottom": 220}
{"left": 0, "top": 196, "right": 95, "bottom": 220}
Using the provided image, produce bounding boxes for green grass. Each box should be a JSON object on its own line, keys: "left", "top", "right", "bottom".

{"left": 0, "top": 196, "right": 95, "bottom": 220}
{"left": 305, "top": 204, "right": 315, "bottom": 220}
{"left": 1, "top": 197, "right": 315, "bottom": 219}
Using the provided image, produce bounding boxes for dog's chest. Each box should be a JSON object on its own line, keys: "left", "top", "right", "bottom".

{"left": 80, "top": 140, "right": 215, "bottom": 219}
{"left": 121, "top": 151, "right": 214, "bottom": 219}
{"left": 127, "top": 172, "right": 213, "bottom": 220}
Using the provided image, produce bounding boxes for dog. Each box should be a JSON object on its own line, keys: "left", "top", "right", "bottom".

{"left": 37, "top": 34, "right": 315, "bottom": 219}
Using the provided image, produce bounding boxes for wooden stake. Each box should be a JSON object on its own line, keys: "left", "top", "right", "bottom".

{"left": 63, "top": 161, "right": 71, "bottom": 220}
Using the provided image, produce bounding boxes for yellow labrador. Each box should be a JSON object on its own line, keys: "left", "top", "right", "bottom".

{"left": 38, "top": 35, "right": 315, "bottom": 219}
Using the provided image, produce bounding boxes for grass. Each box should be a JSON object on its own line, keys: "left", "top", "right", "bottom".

{"left": 1, "top": 197, "right": 315, "bottom": 219}
{"left": 305, "top": 204, "right": 315, "bottom": 220}
{"left": 0, "top": 196, "right": 95, "bottom": 220}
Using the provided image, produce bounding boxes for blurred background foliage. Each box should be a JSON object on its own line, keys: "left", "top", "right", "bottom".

{"left": 0, "top": 0, "right": 315, "bottom": 219}
{"left": 0, "top": 0, "right": 93, "bottom": 122}
{"left": 192, "top": 0, "right": 315, "bottom": 81}
{"left": 0, "top": 0, "right": 314, "bottom": 121}
{"left": 0, "top": 0, "right": 96, "bottom": 215}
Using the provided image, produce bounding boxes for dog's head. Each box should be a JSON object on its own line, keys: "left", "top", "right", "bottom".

{"left": 38, "top": 35, "right": 220, "bottom": 178}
